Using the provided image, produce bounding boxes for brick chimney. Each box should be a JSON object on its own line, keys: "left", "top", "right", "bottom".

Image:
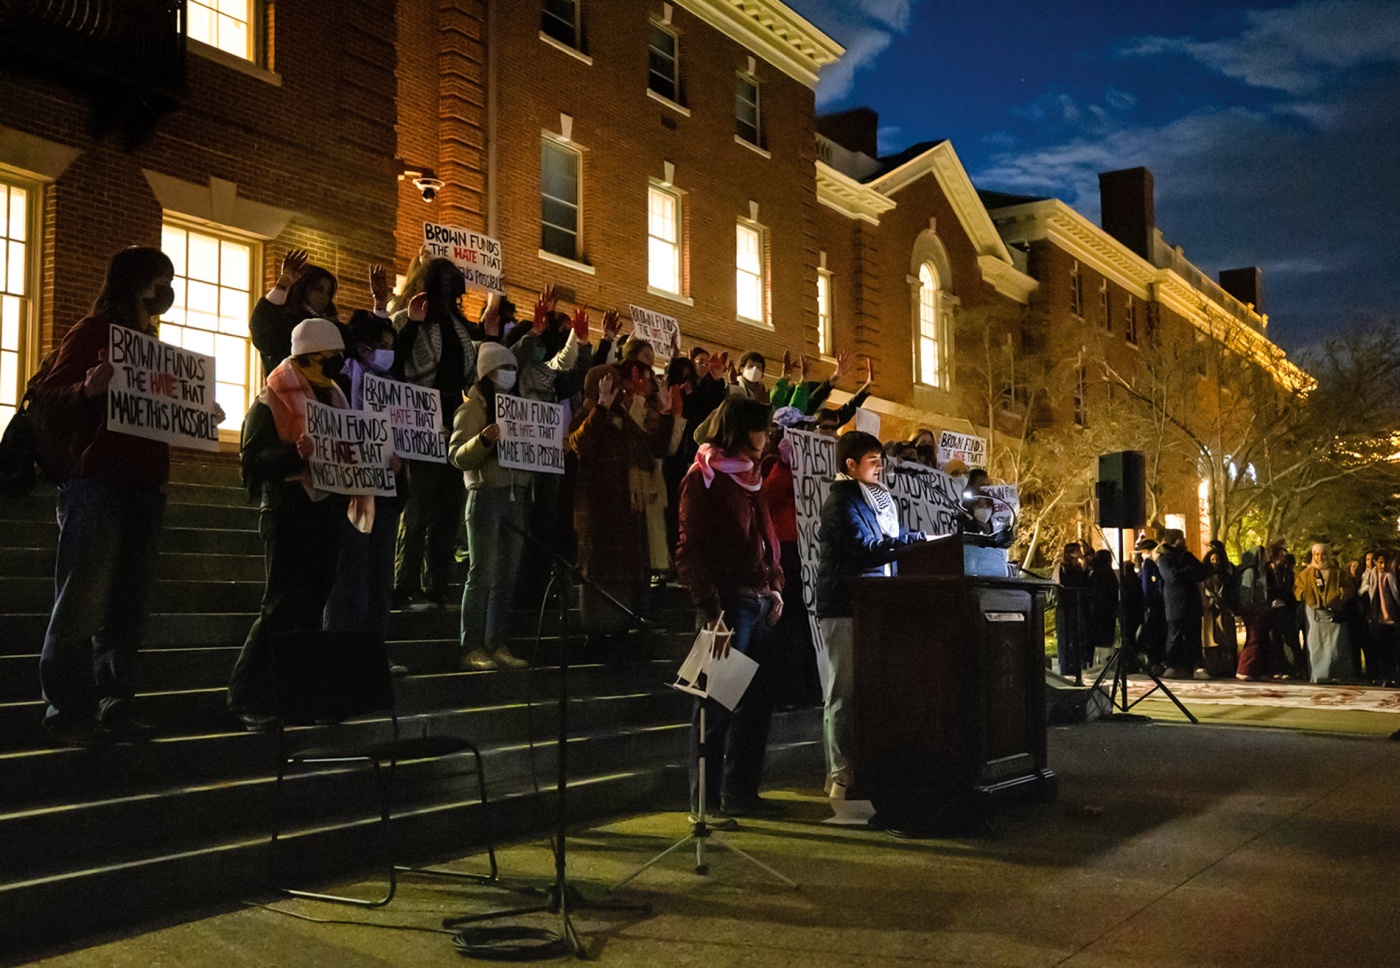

{"left": 817, "top": 107, "right": 880, "bottom": 158}
{"left": 1098, "top": 167, "right": 1154, "bottom": 260}
{"left": 1218, "top": 266, "right": 1263, "bottom": 313}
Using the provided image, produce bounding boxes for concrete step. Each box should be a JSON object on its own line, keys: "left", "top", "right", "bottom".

{"left": 167, "top": 456, "right": 244, "bottom": 486}
{"left": 0, "top": 496, "right": 259, "bottom": 530}
{"left": 0, "top": 547, "right": 264, "bottom": 581}
{"left": 0, "top": 576, "right": 266, "bottom": 614}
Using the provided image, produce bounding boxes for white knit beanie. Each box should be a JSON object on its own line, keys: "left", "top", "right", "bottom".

{"left": 290, "top": 318, "right": 344, "bottom": 356}
{"left": 476, "top": 340, "right": 516, "bottom": 381}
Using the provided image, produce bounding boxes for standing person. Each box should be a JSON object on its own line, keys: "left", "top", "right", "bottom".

{"left": 1295, "top": 542, "right": 1358, "bottom": 683}
{"left": 1121, "top": 556, "right": 1144, "bottom": 668}
{"left": 729, "top": 351, "right": 769, "bottom": 402}
{"left": 1201, "top": 544, "right": 1239, "bottom": 678}
{"left": 1052, "top": 543, "right": 1088, "bottom": 678}
{"left": 392, "top": 258, "right": 477, "bottom": 609}
{"left": 448, "top": 342, "right": 532, "bottom": 671}
{"left": 1235, "top": 544, "right": 1283, "bottom": 680}
{"left": 675, "top": 396, "right": 784, "bottom": 819}
{"left": 1372, "top": 555, "right": 1400, "bottom": 687}
{"left": 1269, "top": 545, "right": 1304, "bottom": 678}
{"left": 1136, "top": 538, "right": 1167, "bottom": 672}
{"left": 1347, "top": 558, "right": 1371, "bottom": 679}
{"left": 250, "top": 249, "right": 347, "bottom": 375}
{"left": 227, "top": 319, "right": 362, "bottom": 730}
{"left": 1086, "top": 549, "right": 1119, "bottom": 668}
{"left": 814, "top": 430, "right": 930, "bottom": 800}
{"left": 1155, "top": 529, "right": 1204, "bottom": 679}
{"left": 35, "top": 247, "right": 191, "bottom": 747}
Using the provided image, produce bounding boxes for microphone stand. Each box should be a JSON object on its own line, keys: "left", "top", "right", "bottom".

{"left": 443, "top": 519, "right": 652, "bottom": 958}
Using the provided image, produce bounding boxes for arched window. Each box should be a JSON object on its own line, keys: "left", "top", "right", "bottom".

{"left": 917, "top": 262, "right": 947, "bottom": 387}
{"left": 910, "top": 229, "right": 954, "bottom": 391}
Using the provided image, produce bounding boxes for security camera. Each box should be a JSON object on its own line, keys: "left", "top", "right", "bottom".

{"left": 413, "top": 176, "right": 444, "bottom": 202}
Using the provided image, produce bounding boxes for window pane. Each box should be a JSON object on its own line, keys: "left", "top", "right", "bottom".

{"left": 541, "top": 225, "right": 577, "bottom": 259}
{"left": 163, "top": 226, "right": 187, "bottom": 277}
{"left": 649, "top": 237, "right": 678, "bottom": 293}
{"left": 542, "top": 0, "right": 577, "bottom": 46}
{"left": 541, "top": 197, "right": 578, "bottom": 235}
{"left": 541, "top": 141, "right": 580, "bottom": 258}
{"left": 187, "top": 233, "right": 220, "bottom": 282}
{"left": 1, "top": 295, "right": 20, "bottom": 350}
{"left": 541, "top": 144, "right": 578, "bottom": 200}
{"left": 649, "top": 188, "right": 676, "bottom": 243}
{"left": 8, "top": 186, "right": 26, "bottom": 243}
{"left": 7, "top": 240, "right": 24, "bottom": 295}
{"left": 220, "top": 239, "right": 251, "bottom": 284}
{"left": 188, "top": 2, "right": 215, "bottom": 47}
{"left": 219, "top": 13, "right": 247, "bottom": 57}
{"left": 736, "top": 76, "right": 759, "bottom": 142}
{"left": 0, "top": 352, "right": 16, "bottom": 407}
{"left": 649, "top": 26, "right": 677, "bottom": 99}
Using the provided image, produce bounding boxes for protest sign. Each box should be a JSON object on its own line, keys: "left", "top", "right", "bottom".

{"left": 106, "top": 326, "right": 221, "bottom": 451}
{"left": 422, "top": 221, "right": 504, "bottom": 294}
{"left": 853, "top": 408, "right": 881, "bottom": 437}
{"left": 936, "top": 429, "right": 987, "bottom": 469}
{"left": 494, "top": 393, "right": 565, "bottom": 475}
{"left": 786, "top": 428, "right": 967, "bottom": 692}
{"left": 304, "top": 399, "right": 396, "bottom": 496}
{"left": 627, "top": 304, "right": 681, "bottom": 363}
{"left": 982, "top": 483, "right": 1020, "bottom": 531}
{"left": 362, "top": 372, "right": 447, "bottom": 462}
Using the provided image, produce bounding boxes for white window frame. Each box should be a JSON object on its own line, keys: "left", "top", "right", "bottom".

{"left": 0, "top": 172, "right": 39, "bottom": 434}
{"left": 735, "top": 220, "right": 767, "bottom": 326}
{"left": 540, "top": 137, "right": 582, "bottom": 262}
{"left": 186, "top": 0, "right": 257, "bottom": 64}
{"left": 816, "top": 268, "right": 833, "bottom": 356}
{"left": 915, "top": 262, "right": 951, "bottom": 388}
{"left": 647, "top": 183, "right": 683, "bottom": 296}
{"left": 735, "top": 72, "right": 761, "bottom": 146}
{"left": 541, "top": 0, "right": 581, "bottom": 50}
{"left": 159, "top": 219, "right": 261, "bottom": 439}
{"left": 648, "top": 21, "right": 679, "bottom": 103}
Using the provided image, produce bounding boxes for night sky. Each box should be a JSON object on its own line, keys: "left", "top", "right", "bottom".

{"left": 788, "top": 0, "right": 1400, "bottom": 351}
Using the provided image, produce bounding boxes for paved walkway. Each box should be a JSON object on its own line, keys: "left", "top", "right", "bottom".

{"left": 14, "top": 715, "right": 1400, "bottom": 967}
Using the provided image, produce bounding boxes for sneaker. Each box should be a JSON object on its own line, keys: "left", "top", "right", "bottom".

{"left": 237, "top": 711, "right": 281, "bottom": 733}
{"left": 388, "top": 659, "right": 409, "bottom": 678}
{"left": 689, "top": 812, "right": 739, "bottom": 831}
{"left": 100, "top": 711, "right": 156, "bottom": 744}
{"left": 491, "top": 647, "right": 528, "bottom": 670}
{"left": 463, "top": 649, "right": 498, "bottom": 671}
{"left": 44, "top": 718, "right": 115, "bottom": 749}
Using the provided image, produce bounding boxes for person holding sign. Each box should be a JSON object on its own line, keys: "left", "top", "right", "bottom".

{"left": 815, "top": 431, "right": 933, "bottom": 800}
{"left": 448, "top": 341, "right": 532, "bottom": 672}
{"left": 392, "top": 258, "right": 477, "bottom": 609}
{"left": 675, "top": 396, "right": 785, "bottom": 819}
{"left": 226, "top": 319, "right": 365, "bottom": 730}
{"left": 34, "top": 247, "right": 184, "bottom": 747}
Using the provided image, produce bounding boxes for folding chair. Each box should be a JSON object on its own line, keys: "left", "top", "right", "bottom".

{"left": 267, "top": 629, "right": 497, "bottom": 906}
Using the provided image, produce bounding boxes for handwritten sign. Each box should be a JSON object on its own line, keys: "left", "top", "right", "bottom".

{"left": 627, "top": 304, "right": 681, "bottom": 363}
{"left": 304, "top": 399, "right": 396, "bottom": 496}
{"left": 936, "top": 430, "right": 987, "bottom": 470}
{"left": 422, "top": 221, "right": 503, "bottom": 294}
{"left": 786, "top": 429, "right": 966, "bottom": 691}
{"left": 106, "top": 327, "right": 220, "bottom": 451}
{"left": 362, "top": 372, "right": 447, "bottom": 462}
{"left": 494, "top": 393, "right": 565, "bottom": 475}
{"left": 982, "top": 483, "right": 1020, "bottom": 531}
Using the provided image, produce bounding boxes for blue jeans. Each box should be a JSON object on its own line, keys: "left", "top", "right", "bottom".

{"left": 325, "top": 502, "right": 403, "bottom": 642}
{"left": 461, "top": 486, "right": 529, "bottom": 653}
{"left": 689, "top": 591, "right": 775, "bottom": 811}
{"left": 40, "top": 477, "right": 166, "bottom": 726}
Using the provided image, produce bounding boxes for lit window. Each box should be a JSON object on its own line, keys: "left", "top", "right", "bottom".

{"left": 648, "top": 24, "right": 678, "bottom": 102}
{"left": 1069, "top": 260, "right": 1083, "bottom": 317}
{"left": 736, "top": 73, "right": 761, "bottom": 145}
{"left": 916, "top": 263, "right": 949, "bottom": 388}
{"left": 0, "top": 178, "right": 34, "bottom": 433}
{"left": 160, "top": 222, "right": 258, "bottom": 430}
{"left": 648, "top": 185, "right": 681, "bottom": 294}
{"left": 736, "top": 222, "right": 765, "bottom": 323}
{"left": 816, "top": 269, "right": 833, "bottom": 356}
{"left": 187, "top": 0, "right": 253, "bottom": 62}
{"left": 540, "top": 139, "right": 581, "bottom": 260}
{"left": 542, "top": 0, "right": 579, "bottom": 48}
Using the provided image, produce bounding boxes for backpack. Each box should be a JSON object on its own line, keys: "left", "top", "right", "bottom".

{"left": 0, "top": 349, "right": 69, "bottom": 498}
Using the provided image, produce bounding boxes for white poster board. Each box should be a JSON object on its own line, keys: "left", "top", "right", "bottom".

{"left": 304, "top": 398, "right": 397, "bottom": 496}
{"left": 422, "top": 221, "right": 504, "bottom": 294}
{"left": 106, "top": 326, "right": 221, "bottom": 451}
{"left": 936, "top": 429, "right": 987, "bottom": 470}
{"left": 627, "top": 304, "right": 681, "bottom": 363}
{"left": 494, "top": 393, "right": 566, "bottom": 475}
{"left": 362, "top": 372, "right": 447, "bottom": 462}
{"left": 982, "top": 483, "right": 1020, "bottom": 531}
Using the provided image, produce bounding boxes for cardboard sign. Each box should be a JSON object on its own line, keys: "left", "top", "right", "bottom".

{"left": 936, "top": 429, "right": 987, "bottom": 470}
{"left": 304, "top": 399, "right": 397, "bottom": 496}
{"left": 106, "top": 326, "right": 221, "bottom": 451}
{"left": 362, "top": 372, "right": 447, "bottom": 462}
{"left": 982, "top": 483, "right": 1020, "bottom": 531}
{"left": 422, "top": 221, "right": 504, "bottom": 294}
{"left": 494, "top": 392, "right": 565, "bottom": 475}
{"left": 627, "top": 304, "right": 681, "bottom": 363}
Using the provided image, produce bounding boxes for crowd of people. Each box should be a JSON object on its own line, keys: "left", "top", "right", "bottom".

{"left": 1053, "top": 533, "right": 1400, "bottom": 688}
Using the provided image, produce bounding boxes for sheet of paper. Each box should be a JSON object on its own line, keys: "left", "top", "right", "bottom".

{"left": 703, "top": 648, "right": 759, "bottom": 711}
{"left": 824, "top": 798, "right": 876, "bottom": 825}
{"left": 676, "top": 635, "right": 709, "bottom": 685}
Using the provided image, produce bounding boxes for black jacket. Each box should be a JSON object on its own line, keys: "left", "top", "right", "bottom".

{"left": 815, "top": 479, "right": 926, "bottom": 618}
{"left": 1155, "top": 545, "right": 1204, "bottom": 621}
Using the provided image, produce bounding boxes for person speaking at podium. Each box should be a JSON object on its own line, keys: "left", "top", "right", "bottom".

{"left": 815, "top": 431, "right": 932, "bottom": 801}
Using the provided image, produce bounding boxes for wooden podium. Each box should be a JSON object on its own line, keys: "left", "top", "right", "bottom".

{"left": 851, "top": 534, "right": 1057, "bottom": 826}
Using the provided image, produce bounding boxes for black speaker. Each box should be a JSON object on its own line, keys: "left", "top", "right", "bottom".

{"left": 1097, "top": 451, "right": 1146, "bottom": 528}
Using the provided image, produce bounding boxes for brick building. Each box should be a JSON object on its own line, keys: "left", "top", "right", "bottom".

{"left": 0, "top": 0, "right": 398, "bottom": 435}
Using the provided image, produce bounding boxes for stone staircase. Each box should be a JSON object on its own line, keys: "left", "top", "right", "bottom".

{"left": 0, "top": 455, "right": 821, "bottom": 955}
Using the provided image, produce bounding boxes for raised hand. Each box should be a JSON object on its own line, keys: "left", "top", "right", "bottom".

{"left": 798, "top": 354, "right": 810, "bottom": 380}
{"left": 532, "top": 290, "right": 552, "bottom": 334}
{"left": 82, "top": 349, "right": 114, "bottom": 399}
{"left": 408, "top": 292, "right": 429, "bottom": 322}
{"left": 708, "top": 350, "right": 727, "bottom": 379}
{"left": 279, "top": 249, "right": 309, "bottom": 287}
{"left": 481, "top": 292, "right": 501, "bottom": 338}
{"left": 596, "top": 373, "right": 618, "bottom": 409}
{"left": 601, "top": 308, "right": 621, "bottom": 340}
{"left": 833, "top": 349, "right": 852, "bottom": 381}
{"left": 571, "top": 306, "right": 590, "bottom": 340}
{"left": 368, "top": 264, "right": 389, "bottom": 308}
{"left": 783, "top": 350, "right": 794, "bottom": 376}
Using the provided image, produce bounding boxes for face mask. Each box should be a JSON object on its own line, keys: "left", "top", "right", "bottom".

{"left": 320, "top": 355, "right": 344, "bottom": 381}
{"left": 368, "top": 349, "right": 395, "bottom": 373}
{"left": 742, "top": 365, "right": 763, "bottom": 384}
{"left": 974, "top": 507, "right": 992, "bottom": 524}
{"left": 144, "top": 284, "right": 175, "bottom": 317}
{"left": 492, "top": 369, "right": 516, "bottom": 391}
{"left": 528, "top": 342, "right": 546, "bottom": 364}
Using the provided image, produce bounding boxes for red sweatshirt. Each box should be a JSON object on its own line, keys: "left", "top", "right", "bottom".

{"left": 676, "top": 464, "right": 784, "bottom": 621}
